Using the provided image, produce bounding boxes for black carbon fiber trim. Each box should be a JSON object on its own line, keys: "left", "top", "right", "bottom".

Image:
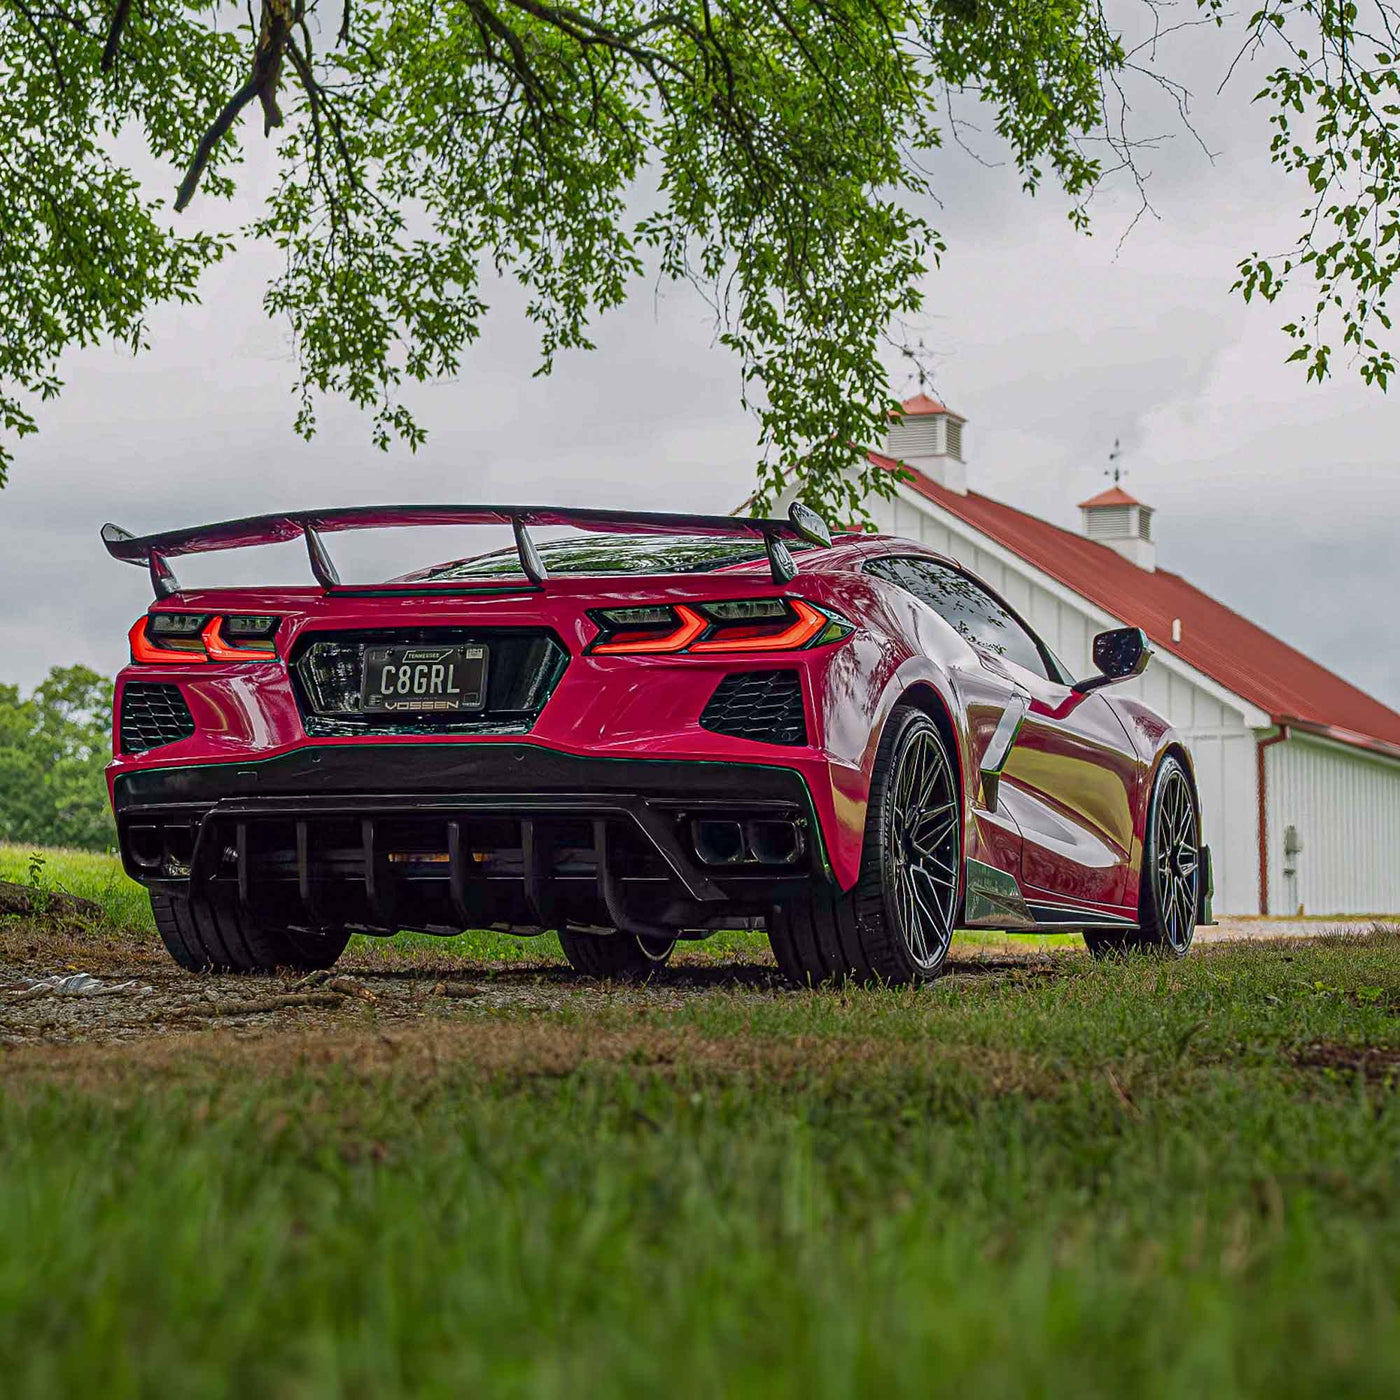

{"left": 119, "top": 683, "right": 195, "bottom": 754}
{"left": 700, "top": 671, "right": 806, "bottom": 746}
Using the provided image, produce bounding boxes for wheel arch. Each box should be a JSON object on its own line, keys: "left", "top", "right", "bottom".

{"left": 1153, "top": 740, "right": 1201, "bottom": 811}
{"left": 890, "top": 681, "right": 966, "bottom": 815}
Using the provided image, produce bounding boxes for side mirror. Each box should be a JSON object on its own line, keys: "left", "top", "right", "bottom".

{"left": 1073, "top": 626, "right": 1152, "bottom": 694}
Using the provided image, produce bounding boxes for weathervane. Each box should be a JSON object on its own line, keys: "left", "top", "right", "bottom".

{"left": 1106, "top": 437, "right": 1125, "bottom": 485}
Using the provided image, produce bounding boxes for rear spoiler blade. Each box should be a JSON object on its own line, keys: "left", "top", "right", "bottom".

{"left": 101, "top": 502, "right": 831, "bottom": 598}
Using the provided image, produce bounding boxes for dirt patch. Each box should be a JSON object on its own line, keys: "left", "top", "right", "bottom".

{"left": 1, "top": 911, "right": 1078, "bottom": 1052}
{"left": 1292, "top": 1041, "right": 1400, "bottom": 1085}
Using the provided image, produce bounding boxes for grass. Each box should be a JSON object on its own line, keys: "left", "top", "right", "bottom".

{"left": 1, "top": 842, "right": 157, "bottom": 930}
{"left": 3, "top": 848, "right": 1398, "bottom": 1397}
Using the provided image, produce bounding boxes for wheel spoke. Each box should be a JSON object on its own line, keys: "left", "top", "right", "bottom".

{"left": 912, "top": 801, "right": 956, "bottom": 832}
{"left": 909, "top": 825, "right": 956, "bottom": 861}
{"left": 912, "top": 862, "right": 946, "bottom": 940}
{"left": 901, "top": 872, "right": 928, "bottom": 962}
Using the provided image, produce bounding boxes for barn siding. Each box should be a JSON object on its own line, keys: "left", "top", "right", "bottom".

{"left": 1184, "top": 730, "right": 1260, "bottom": 917}
{"left": 1265, "top": 734, "right": 1400, "bottom": 915}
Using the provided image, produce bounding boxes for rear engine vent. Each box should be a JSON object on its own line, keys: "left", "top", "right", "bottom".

{"left": 120, "top": 683, "right": 195, "bottom": 754}
{"left": 701, "top": 670, "right": 806, "bottom": 746}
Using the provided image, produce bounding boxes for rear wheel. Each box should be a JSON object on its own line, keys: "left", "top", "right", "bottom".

{"left": 558, "top": 928, "right": 675, "bottom": 980}
{"left": 1085, "top": 755, "right": 1200, "bottom": 960}
{"left": 768, "top": 705, "right": 961, "bottom": 987}
{"left": 150, "top": 891, "right": 350, "bottom": 973}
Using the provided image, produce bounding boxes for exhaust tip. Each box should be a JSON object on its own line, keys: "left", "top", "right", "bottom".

{"left": 746, "top": 819, "right": 803, "bottom": 866}
{"left": 692, "top": 818, "right": 746, "bottom": 865}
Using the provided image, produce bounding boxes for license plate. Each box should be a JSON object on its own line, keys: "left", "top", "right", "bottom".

{"left": 361, "top": 644, "right": 487, "bottom": 713}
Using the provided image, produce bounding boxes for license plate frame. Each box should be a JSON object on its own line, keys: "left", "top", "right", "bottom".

{"left": 360, "top": 644, "right": 488, "bottom": 714}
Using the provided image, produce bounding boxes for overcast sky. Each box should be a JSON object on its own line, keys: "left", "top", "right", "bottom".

{"left": 3, "top": 9, "right": 1397, "bottom": 709}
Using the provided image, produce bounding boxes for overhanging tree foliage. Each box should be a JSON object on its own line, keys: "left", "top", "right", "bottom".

{"left": 1, "top": 1, "right": 1396, "bottom": 517}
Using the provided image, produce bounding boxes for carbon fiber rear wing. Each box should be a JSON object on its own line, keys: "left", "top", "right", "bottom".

{"left": 102, "top": 502, "right": 832, "bottom": 599}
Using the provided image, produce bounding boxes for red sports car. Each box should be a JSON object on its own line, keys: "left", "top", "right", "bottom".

{"left": 102, "top": 504, "right": 1211, "bottom": 985}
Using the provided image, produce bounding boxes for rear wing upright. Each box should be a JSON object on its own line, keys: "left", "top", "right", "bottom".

{"left": 101, "top": 502, "right": 832, "bottom": 600}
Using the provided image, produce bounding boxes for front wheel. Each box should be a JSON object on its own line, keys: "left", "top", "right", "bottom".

{"left": 558, "top": 928, "right": 675, "bottom": 980}
{"left": 1085, "top": 755, "right": 1200, "bottom": 960}
{"left": 768, "top": 705, "right": 962, "bottom": 987}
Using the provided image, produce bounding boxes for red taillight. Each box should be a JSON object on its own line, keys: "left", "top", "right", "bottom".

{"left": 129, "top": 617, "right": 208, "bottom": 665}
{"left": 588, "top": 599, "right": 853, "bottom": 656}
{"left": 129, "top": 614, "right": 281, "bottom": 665}
{"left": 200, "top": 618, "right": 276, "bottom": 662}
{"left": 690, "top": 599, "right": 826, "bottom": 653}
{"left": 592, "top": 604, "right": 709, "bottom": 655}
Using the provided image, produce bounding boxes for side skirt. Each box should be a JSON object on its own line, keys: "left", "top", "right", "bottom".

{"left": 962, "top": 857, "right": 1139, "bottom": 932}
{"left": 1025, "top": 901, "right": 1138, "bottom": 931}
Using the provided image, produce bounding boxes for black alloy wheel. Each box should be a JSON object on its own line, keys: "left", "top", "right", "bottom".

{"left": 1085, "top": 754, "right": 1200, "bottom": 960}
{"left": 768, "top": 705, "right": 962, "bottom": 986}
{"left": 1147, "top": 759, "right": 1201, "bottom": 954}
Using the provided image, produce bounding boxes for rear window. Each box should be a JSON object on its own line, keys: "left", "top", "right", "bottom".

{"left": 409, "top": 533, "right": 808, "bottom": 580}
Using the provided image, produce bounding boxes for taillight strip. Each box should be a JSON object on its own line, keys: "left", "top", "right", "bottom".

{"left": 592, "top": 604, "right": 709, "bottom": 655}
{"left": 128, "top": 618, "right": 209, "bottom": 665}
{"left": 200, "top": 618, "right": 276, "bottom": 662}
{"left": 690, "top": 599, "right": 827, "bottom": 654}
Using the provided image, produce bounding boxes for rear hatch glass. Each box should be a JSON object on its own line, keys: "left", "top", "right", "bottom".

{"left": 397, "top": 533, "right": 812, "bottom": 582}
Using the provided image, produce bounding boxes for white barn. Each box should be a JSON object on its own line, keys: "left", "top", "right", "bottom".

{"left": 785, "top": 394, "right": 1400, "bottom": 916}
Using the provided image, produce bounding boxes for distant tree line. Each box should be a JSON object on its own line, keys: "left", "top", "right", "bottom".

{"left": 0, "top": 666, "right": 114, "bottom": 851}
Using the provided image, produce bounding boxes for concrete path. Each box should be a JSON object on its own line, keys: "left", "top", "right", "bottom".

{"left": 1197, "top": 916, "right": 1400, "bottom": 943}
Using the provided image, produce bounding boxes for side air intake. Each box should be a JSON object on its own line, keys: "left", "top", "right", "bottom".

{"left": 700, "top": 670, "right": 806, "bottom": 746}
{"left": 120, "top": 683, "right": 196, "bottom": 754}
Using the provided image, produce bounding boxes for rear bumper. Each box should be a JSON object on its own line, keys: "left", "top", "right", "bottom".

{"left": 112, "top": 744, "right": 830, "bottom": 937}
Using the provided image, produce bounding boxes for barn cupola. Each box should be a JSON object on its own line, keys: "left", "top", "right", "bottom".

{"left": 884, "top": 393, "right": 968, "bottom": 495}
{"left": 1078, "top": 483, "right": 1156, "bottom": 571}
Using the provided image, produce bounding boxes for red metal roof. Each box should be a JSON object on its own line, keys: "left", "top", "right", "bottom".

{"left": 895, "top": 392, "right": 950, "bottom": 418}
{"left": 1078, "top": 484, "right": 1146, "bottom": 509}
{"left": 872, "top": 451, "right": 1400, "bottom": 755}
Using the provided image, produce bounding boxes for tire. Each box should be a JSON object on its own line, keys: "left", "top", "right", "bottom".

{"left": 558, "top": 928, "right": 675, "bottom": 980}
{"left": 150, "top": 891, "right": 350, "bottom": 973}
{"left": 768, "top": 705, "right": 961, "bottom": 987}
{"left": 1085, "top": 755, "right": 1200, "bottom": 960}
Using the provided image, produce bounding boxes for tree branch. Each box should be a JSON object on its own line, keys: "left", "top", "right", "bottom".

{"left": 174, "top": 0, "right": 297, "bottom": 211}
{"left": 174, "top": 73, "right": 262, "bottom": 211}
{"left": 101, "top": 0, "right": 131, "bottom": 73}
